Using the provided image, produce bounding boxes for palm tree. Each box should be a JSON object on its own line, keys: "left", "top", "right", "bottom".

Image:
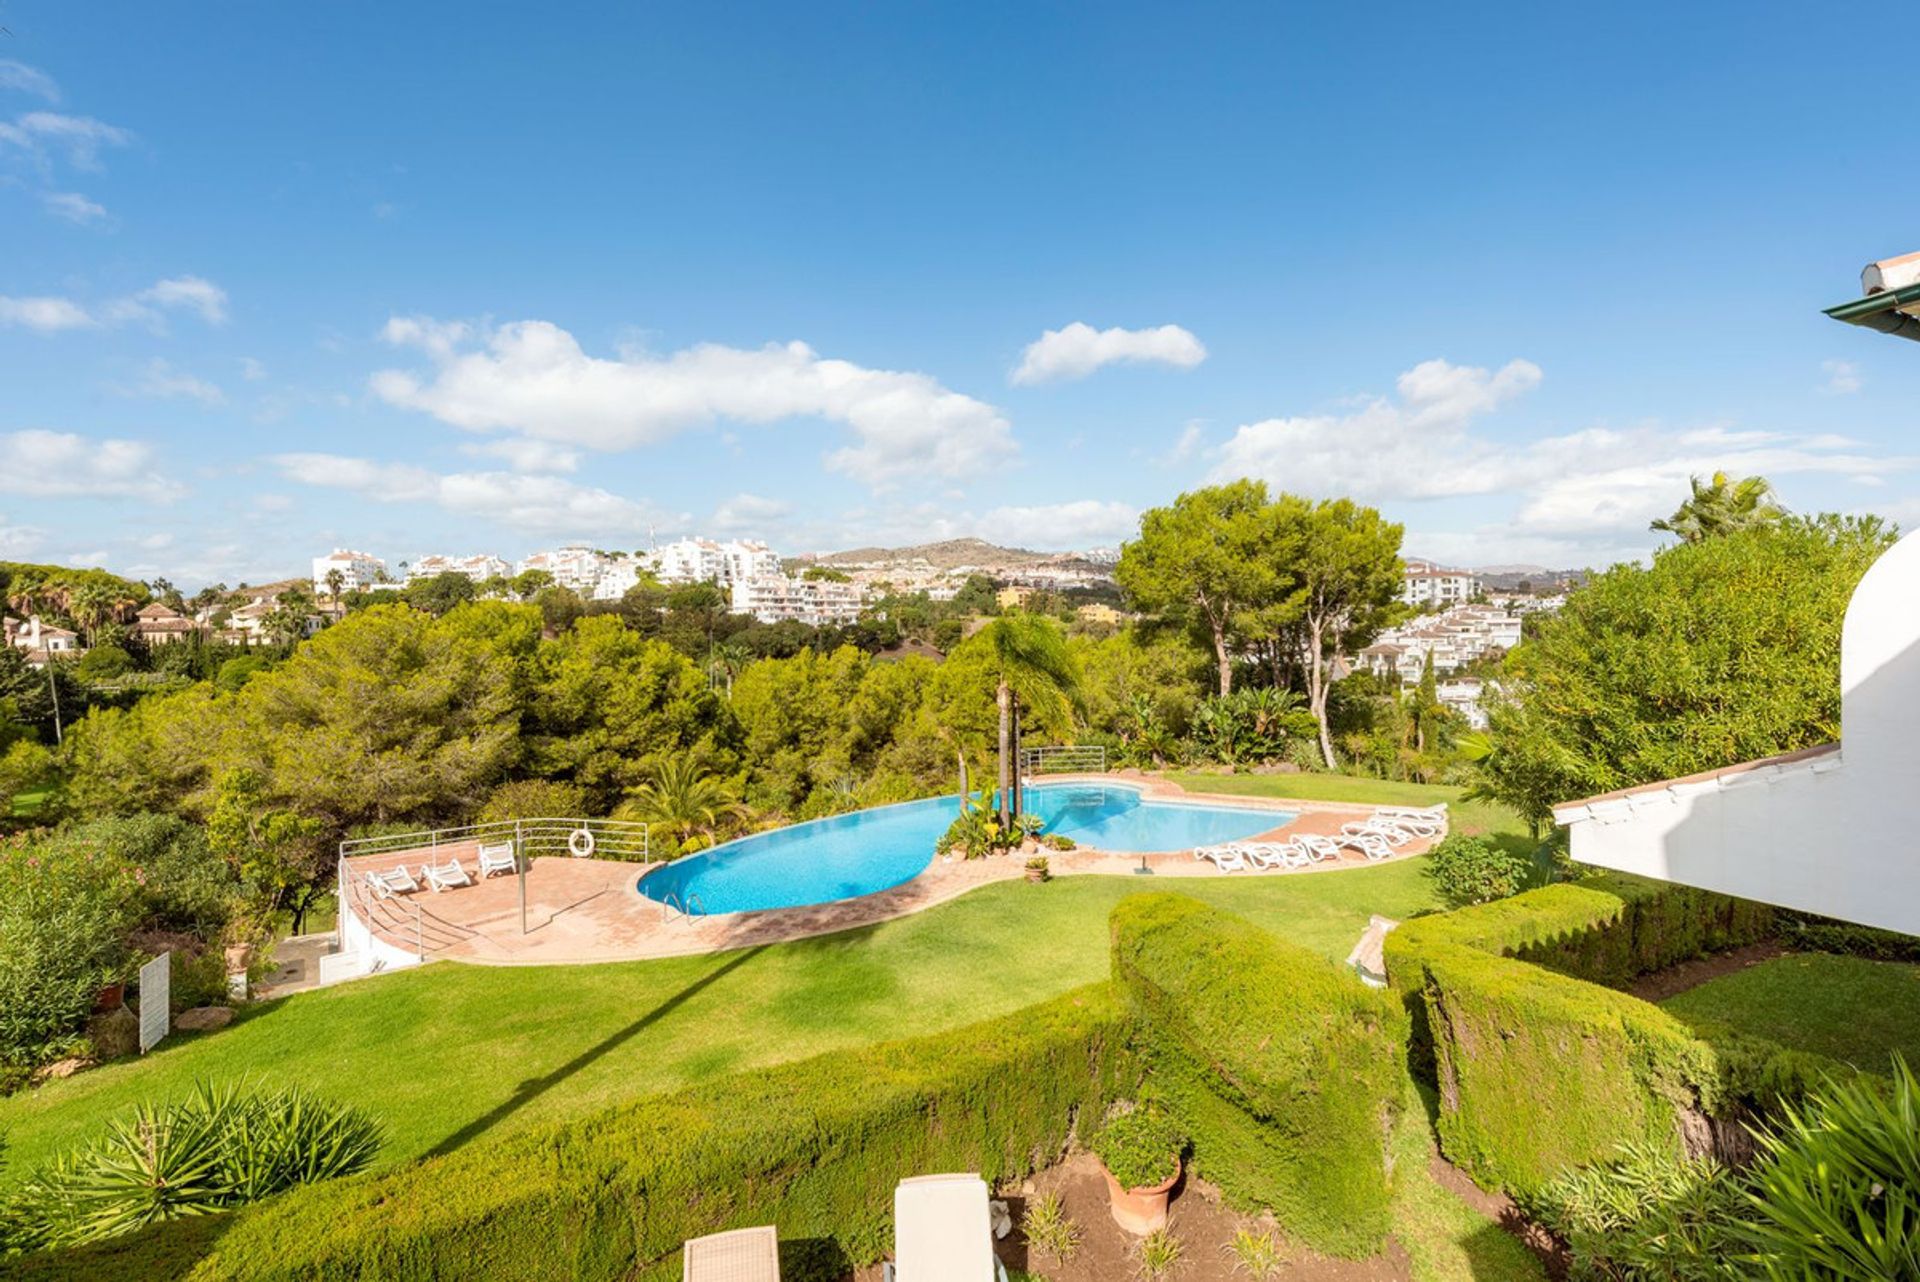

{"left": 708, "top": 642, "right": 752, "bottom": 698}
{"left": 972, "top": 614, "right": 1079, "bottom": 828}
{"left": 69, "top": 583, "right": 115, "bottom": 646}
{"left": 1650, "top": 472, "right": 1787, "bottom": 543}
{"left": 324, "top": 567, "right": 346, "bottom": 606}
{"left": 616, "top": 759, "right": 748, "bottom": 850}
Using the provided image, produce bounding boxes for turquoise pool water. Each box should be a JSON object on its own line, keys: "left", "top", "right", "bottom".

{"left": 637, "top": 783, "right": 1292, "bottom": 915}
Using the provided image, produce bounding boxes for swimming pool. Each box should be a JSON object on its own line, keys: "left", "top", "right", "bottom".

{"left": 636, "top": 782, "right": 1293, "bottom": 915}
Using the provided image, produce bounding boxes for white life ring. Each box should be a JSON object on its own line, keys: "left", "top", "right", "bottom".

{"left": 568, "top": 827, "right": 596, "bottom": 858}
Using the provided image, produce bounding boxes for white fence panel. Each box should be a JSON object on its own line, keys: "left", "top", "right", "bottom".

{"left": 138, "top": 951, "right": 171, "bottom": 1054}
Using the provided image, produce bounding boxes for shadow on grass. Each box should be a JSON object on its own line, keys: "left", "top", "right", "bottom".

{"left": 8, "top": 1209, "right": 233, "bottom": 1282}
{"left": 422, "top": 944, "right": 768, "bottom": 1160}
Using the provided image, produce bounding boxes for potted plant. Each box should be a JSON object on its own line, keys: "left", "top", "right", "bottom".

{"left": 93, "top": 975, "right": 127, "bottom": 1012}
{"left": 222, "top": 908, "right": 267, "bottom": 974}
{"left": 1091, "top": 1106, "right": 1186, "bottom": 1234}
{"left": 1024, "top": 856, "right": 1050, "bottom": 884}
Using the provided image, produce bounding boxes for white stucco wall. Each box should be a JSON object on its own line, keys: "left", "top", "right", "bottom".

{"left": 1558, "top": 530, "right": 1920, "bottom": 936}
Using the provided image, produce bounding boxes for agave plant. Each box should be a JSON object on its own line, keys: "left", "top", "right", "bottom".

{"left": 9, "top": 1080, "right": 383, "bottom": 1250}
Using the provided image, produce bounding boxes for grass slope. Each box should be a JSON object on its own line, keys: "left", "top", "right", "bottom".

{"left": 0, "top": 860, "right": 1441, "bottom": 1179}
{"left": 1661, "top": 952, "right": 1920, "bottom": 1070}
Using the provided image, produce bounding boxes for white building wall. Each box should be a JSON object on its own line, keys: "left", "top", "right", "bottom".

{"left": 312, "top": 549, "right": 387, "bottom": 594}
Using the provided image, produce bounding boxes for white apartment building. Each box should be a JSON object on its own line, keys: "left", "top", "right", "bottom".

{"left": 312, "top": 549, "right": 388, "bottom": 595}
{"left": 1401, "top": 559, "right": 1480, "bottom": 608}
{"left": 515, "top": 545, "right": 608, "bottom": 595}
{"left": 730, "top": 575, "right": 866, "bottom": 626}
{"left": 592, "top": 555, "right": 654, "bottom": 601}
{"left": 1359, "top": 605, "right": 1523, "bottom": 681}
{"left": 408, "top": 554, "right": 511, "bottom": 583}
{"left": 652, "top": 538, "right": 783, "bottom": 587}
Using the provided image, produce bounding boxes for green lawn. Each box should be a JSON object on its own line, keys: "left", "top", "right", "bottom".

{"left": 1661, "top": 952, "right": 1920, "bottom": 1071}
{"left": 0, "top": 858, "right": 1443, "bottom": 1180}
{"left": 8, "top": 786, "right": 53, "bottom": 818}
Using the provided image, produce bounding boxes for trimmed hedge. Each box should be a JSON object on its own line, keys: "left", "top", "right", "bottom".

{"left": 1109, "top": 892, "right": 1404, "bottom": 1258}
{"left": 16, "top": 984, "right": 1134, "bottom": 1282}
{"left": 1386, "top": 874, "right": 1831, "bottom": 1195}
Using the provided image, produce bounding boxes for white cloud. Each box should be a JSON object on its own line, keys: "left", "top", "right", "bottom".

{"left": 0, "top": 429, "right": 184, "bottom": 500}
{"left": 372, "top": 316, "right": 1015, "bottom": 488}
{"left": 1822, "top": 358, "right": 1862, "bottom": 395}
{"left": 458, "top": 436, "right": 581, "bottom": 473}
{"left": 1213, "top": 356, "right": 1913, "bottom": 555}
{"left": 0, "top": 294, "right": 96, "bottom": 332}
{"left": 272, "top": 452, "right": 664, "bottom": 537}
{"left": 121, "top": 358, "right": 225, "bottom": 405}
{"left": 0, "top": 275, "right": 230, "bottom": 334}
{"left": 42, "top": 190, "right": 104, "bottom": 223}
{"left": 239, "top": 357, "right": 268, "bottom": 381}
{"left": 0, "top": 111, "right": 132, "bottom": 170}
{"left": 0, "top": 514, "right": 45, "bottom": 556}
{"left": 0, "top": 61, "right": 60, "bottom": 103}
{"left": 138, "top": 532, "right": 175, "bottom": 551}
{"left": 1164, "top": 420, "right": 1206, "bottom": 464}
{"left": 710, "top": 493, "right": 793, "bottom": 535}
{"left": 977, "top": 499, "right": 1140, "bottom": 549}
{"left": 1011, "top": 322, "right": 1208, "bottom": 385}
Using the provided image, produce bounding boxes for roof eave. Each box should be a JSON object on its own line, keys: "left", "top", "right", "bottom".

{"left": 1824, "top": 283, "right": 1920, "bottom": 342}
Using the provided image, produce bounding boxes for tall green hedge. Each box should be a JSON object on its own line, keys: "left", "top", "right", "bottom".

{"left": 1109, "top": 892, "right": 1405, "bottom": 1258}
{"left": 16, "top": 984, "right": 1135, "bottom": 1282}
{"left": 1386, "top": 874, "right": 1829, "bottom": 1194}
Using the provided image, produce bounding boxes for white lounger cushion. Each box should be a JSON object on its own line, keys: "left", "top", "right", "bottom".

{"left": 476, "top": 842, "right": 517, "bottom": 876}
{"left": 890, "top": 1173, "right": 1001, "bottom": 1282}
{"left": 424, "top": 859, "right": 472, "bottom": 891}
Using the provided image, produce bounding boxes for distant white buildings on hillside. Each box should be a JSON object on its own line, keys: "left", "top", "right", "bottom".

{"left": 1400, "top": 559, "right": 1480, "bottom": 608}
{"left": 653, "top": 538, "right": 783, "bottom": 586}
{"left": 311, "top": 549, "right": 387, "bottom": 595}
{"left": 730, "top": 575, "right": 866, "bottom": 627}
{"left": 409, "top": 554, "right": 511, "bottom": 583}
{"left": 1359, "top": 604, "right": 1524, "bottom": 683}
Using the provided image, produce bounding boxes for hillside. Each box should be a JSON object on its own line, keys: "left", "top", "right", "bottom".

{"left": 807, "top": 537, "right": 1077, "bottom": 571}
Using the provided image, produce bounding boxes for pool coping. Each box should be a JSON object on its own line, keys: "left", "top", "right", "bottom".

{"left": 418, "top": 773, "right": 1438, "bottom": 967}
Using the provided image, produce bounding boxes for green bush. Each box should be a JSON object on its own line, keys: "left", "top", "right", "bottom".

{"left": 0, "top": 833, "right": 144, "bottom": 1068}
{"left": 1090, "top": 1106, "right": 1184, "bottom": 1189}
{"left": 1385, "top": 875, "right": 1817, "bottom": 1195}
{"left": 1525, "top": 1141, "right": 1747, "bottom": 1280}
{"left": 74, "top": 646, "right": 134, "bottom": 682}
{"left": 34, "top": 985, "right": 1133, "bottom": 1280}
{"left": 474, "top": 778, "right": 590, "bottom": 825}
{"left": 1109, "top": 893, "right": 1404, "bottom": 1258}
{"left": 1423, "top": 833, "right": 1536, "bottom": 907}
{"left": 4, "top": 1081, "right": 382, "bottom": 1251}
{"left": 1775, "top": 914, "right": 1920, "bottom": 962}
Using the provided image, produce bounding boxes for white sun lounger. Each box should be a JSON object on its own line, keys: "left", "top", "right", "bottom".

{"left": 883, "top": 1174, "right": 1008, "bottom": 1282}
{"left": 1339, "top": 831, "right": 1397, "bottom": 861}
{"left": 366, "top": 866, "right": 420, "bottom": 899}
{"left": 684, "top": 1224, "right": 781, "bottom": 1282}
{"left": 423, "top": 857, "right": 473, "bottom": 892}
{"left": 1290, "top": 833, "right": 1344, "bottom": 862}
{"left": 1242, "top": 840, "right": 1312, "bottom": 869}
{"left": 1196, "top": 844, "right": 1251, "bottom": 872}
{"left": 1342, "top": 820, "right": 1418, "bottom": 846}
{"left": 476, "top": 842, "right": 518, "bottom": 877}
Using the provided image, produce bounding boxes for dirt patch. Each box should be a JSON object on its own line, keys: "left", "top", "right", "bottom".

{"left": 1425, "top": 1155, "right": 1568, "bottom": 1281}
{"left": 851, "top": 1153, "right": 1411, "bottom": 1281}
{"left": 1624, "top": 941, "right": 1786, "bottom": 1004}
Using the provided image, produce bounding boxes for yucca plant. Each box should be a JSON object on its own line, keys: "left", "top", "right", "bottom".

{"left": 1745, "top": 1055, "right": 1920, "bottom": 1279}
{"left": 1224, "top": 1226, "right": 1284, "bottom": 1278}
{"left": 9, "top": 1080, "right": 383, "bottom": 1250}
{"left": 1526, "top": 1140, "right": 1747, "bottom": 1281}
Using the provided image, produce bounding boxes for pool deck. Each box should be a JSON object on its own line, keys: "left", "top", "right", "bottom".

{"left": 340, "top": 774, "right": 1436, "bottom": 967}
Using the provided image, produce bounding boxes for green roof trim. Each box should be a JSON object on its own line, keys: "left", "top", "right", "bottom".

{"left": 1824, "top": 282, "right": 1920, "bottom": 342}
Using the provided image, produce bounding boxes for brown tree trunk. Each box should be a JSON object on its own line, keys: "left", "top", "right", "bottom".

{"left": 1211, "top": 617, "right": 1232, "bottom": 697}
{"left": 1010, "top": 697, "right": 1022, "bottom": 822}
{"left": 1308, "top": 615, "right": 1338, "bottom": 769}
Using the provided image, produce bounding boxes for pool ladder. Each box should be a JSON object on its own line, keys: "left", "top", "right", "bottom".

{"left": 657, "top": 890, "right": 708, "bottom": 924}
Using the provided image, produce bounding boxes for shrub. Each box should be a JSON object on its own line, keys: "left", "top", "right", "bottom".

{"left": 1092, "top": 1106, "right": 1185, "bottom": 1189}
{"left": 475, "top": 778, "right": 590, "bottom": 825}
{"left": 73, "top": 646, "right": 134, "bottom": 682}
{"left": 1745, "top": 1055, "right": 1920, "bottom": 1277}
{"left": 1019, "top": 1191, "right": 1079, "bottom": 1262}
{"left": 1424, "top": 833, "right": 1536, "bottom": 907}
{"left": 1225, "top": 1227, "right": 1284, "bottom": 1279}
{"left": 57, "top": 986, "right": 1133, "bottom": 1280}
{"left": 0, "top": 833, "right": 144, "bottom": 1068}
{"left": 4, "top": 1081, "right": 382, "bottom": 1251}
{"left": 1135, "top": 1226, "right": 1183, "bottom": 1279}
{"left": 1525, "top": 1142, "right": 1747, "bottom": 1280}
{"left": 1385, "top": 875, "right": 1816, "bottom": 1194}
{"left": 1041, "top": 833, "right": 1076, "bottom": 851}
{"left": 1110, "top": 893, "right": 1404, "bottom": 1257}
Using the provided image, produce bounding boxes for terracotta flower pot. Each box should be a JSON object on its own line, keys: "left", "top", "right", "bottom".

{"left": 224, "top": 943, "right": 255, "bottom": 973}
{"left": 1100, "top": 1155, "right": 1180, "bottom": 1234}
{"left": 93, "top": 983, "right": 126, "bottom": 1013}
{"left": 1025, "top": 868, "right": 1046, "bottom": 884}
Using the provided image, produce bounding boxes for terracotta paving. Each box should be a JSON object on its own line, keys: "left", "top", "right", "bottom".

{"left": 339, "top": 775, "right": 1435, "bottom": 967}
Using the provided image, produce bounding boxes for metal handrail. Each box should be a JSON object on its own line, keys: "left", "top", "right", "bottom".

{"left": 1017, "top": 744, "right": 1107, "bottom": 775}
{"left": 339, "top": 816, "right": 650, "bottom": 862}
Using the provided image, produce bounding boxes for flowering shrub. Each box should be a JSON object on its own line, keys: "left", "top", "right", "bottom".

{"left": 0, "top": 831, "right": 146, "bottom": 1069}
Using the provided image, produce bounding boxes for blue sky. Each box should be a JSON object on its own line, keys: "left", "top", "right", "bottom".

{"left": 1, "top": 2, "right": 1916, "bottom": 587}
